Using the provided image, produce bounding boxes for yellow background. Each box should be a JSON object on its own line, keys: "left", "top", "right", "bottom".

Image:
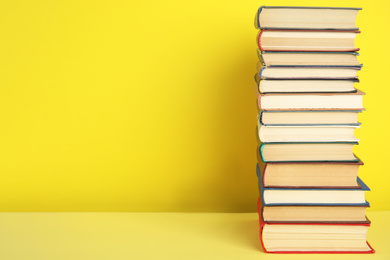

{"left": 0, "top": 0, "right": 388, "bottom": 212}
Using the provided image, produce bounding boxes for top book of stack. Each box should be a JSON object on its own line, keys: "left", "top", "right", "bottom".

{"left": 255, "top": 6, "right": 361, "bottom": 31}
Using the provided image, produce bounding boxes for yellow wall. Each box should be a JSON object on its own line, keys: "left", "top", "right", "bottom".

{"left": 0, "top": 0, "right": 388, "bottom": 212}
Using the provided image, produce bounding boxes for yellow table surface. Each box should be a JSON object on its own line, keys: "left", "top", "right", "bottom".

{"left": 0, "top": 211, "right": 388, "bottom": 260}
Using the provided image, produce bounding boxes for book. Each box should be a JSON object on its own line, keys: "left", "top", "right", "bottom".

{"left": 258, "top": 125, "right": 359, "bottom": 143}
{"left": 255, "top": 6, "right": 361, "bottom": 30}
{"left": 257, "top": 65, "right": 360, "bottom": 79}
{"left": 256, "top": 151, "right": 363, "bottom": 188}
{"left": 261, "top": 206, "right": 369, "bottom": 224}
{"left": 259, "top": 110, "right": 361, "bottom": 126}
{"left": 257, "top": 164, "right": 370, "bottom": 206}
{"left": 259, "top": 142, "right": 359, "bottom": 162}
{"left": 258, "top": 50, "right": 361, "bottom": 67}
{"left": 257, "top": 79, "right": 358, "bottom": 93}
{"left": 258, "top": 30, "right": 359, "bottom": 52}
{"left": 258, "top": 197, "right": 369, "bottom": 224}
{"left": 258, "top": 90, "right": 365, "bottom": 110}
{"left": 258, "top": 219, "right": 374, "bottom": 253}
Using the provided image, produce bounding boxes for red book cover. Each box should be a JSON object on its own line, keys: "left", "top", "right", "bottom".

{"left": 257, "top": 198, "right": 375, "bottom": 254}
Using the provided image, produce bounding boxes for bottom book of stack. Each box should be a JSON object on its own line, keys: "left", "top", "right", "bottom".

{"left": 256, "top": 164, "right": 374, "bottom": 253}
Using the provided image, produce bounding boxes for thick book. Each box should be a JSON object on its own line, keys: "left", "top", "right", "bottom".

{"left": 258, "top": 50, "right": 361, "bottom": 67}
{"left": 258, "top": 124, "right": 359, "bottom": 143}
{"left": 258, "top": 220, "right": 374, "bottom": 253}
{"left": 255, "top": 6, "right": 361, "bottom": 30}
{"left": 256, "top": 149, "right": 363, "bottom": 188}
{"left": 258, "top": 90, "right": 365, "bottom": 110}
{"left": 259, "top": 110, "right": 361, "bottom": 126}
{"left": 256, "top": 78, "right": 358, "bottom": 93}
{"left": 258, "top": 30, "right": 359, "bottom": 52}
{"left": 256, "top": 164, "right": 370, "bottom": 206}
{"left": 257, "top": 64, "right": 361, "bottom": 79}
{"left": 258, "top": 142, "right": 359, "bottom": 162}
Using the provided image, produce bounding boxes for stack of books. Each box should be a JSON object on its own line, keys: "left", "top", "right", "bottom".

{"left": 254, "top": 6, "right": 374, "bottom": 254}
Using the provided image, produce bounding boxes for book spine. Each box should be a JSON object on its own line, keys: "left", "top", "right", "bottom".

{"left": 257, "top": 50, "right": 265, "bottom": 66}
{"left": 256, "top": 151, "right": 267, "bottom": 186}
{"left": 256, "top": 6, "right": 264, "bottom": 29}
{"left": 259, "top": 110, "right": 264, "bottom": 125}
{"left": 258, "top": 125, "right": 264, "bottom": 142}
{"left": 257, "top": 94, "right": 263, "bottom": 110}
{"left": 258, "top": 30, "right": 264, "bottom": 51}
{"left": 259, "top": 66, "right": 265, "bottom": 78}
{"left": 263, "top": 163, "right": 267, "bottom": 186}
{"left": 258, "top": 211, "right": 269, "bottom": 253}
{"left": 258, "top": 79, "right": 262, "bottom": 93}
{"left": 256, "top": 163, "right": 268, "bottom": 208}
{"left": 259, "top": 144, "right": 267, "bottom": 162}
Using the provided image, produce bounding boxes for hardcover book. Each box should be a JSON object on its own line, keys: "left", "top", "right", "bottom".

{"left": 256, "top": 78, "right": 358, "bottom": 93}
{"left": 258, "top": 217, "right": 374, "bottom": 253}
{"left": 258, "top": 50, "right": 361, "bottom": 67}
{"left": 258, "top": 142, "right": 359, "bottom": 162}
{"left": 258, "top": 90, "right": 365, "bottom": 110}
{"left": 258, "top": 110, "right": 361, "bottom": 126}
{"left": 257, "top": 64, "right": 361, "bottom": 79}
{"left": 257, "top": 164, "right": 370, "bottom": 206}
{"left": 258, "top": 124, "right": 359, "bottom": 143}
{"left": 255, "top": 6, "right": 361, "bottom": 30}
{"left": 260, "top": 206, "right": 370, "bottom": 225}
{"left": 258, "top": 30, "right": 359, "bottom": 52}
{"left": 256, "top": 149, "right": 364, "bottom": 188}
{"left": 258, "top": 197, "right": 370, "bottom": 224}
